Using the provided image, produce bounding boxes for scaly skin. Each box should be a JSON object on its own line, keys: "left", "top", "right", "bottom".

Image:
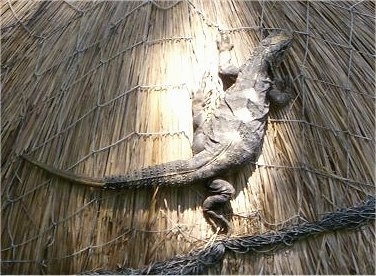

{"left": 22, "top": 31, "right": 293, "bottom": 232}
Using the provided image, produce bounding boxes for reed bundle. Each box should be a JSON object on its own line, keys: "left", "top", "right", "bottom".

{"left": 1, "top": 1, "right": 374, "bottom": 274}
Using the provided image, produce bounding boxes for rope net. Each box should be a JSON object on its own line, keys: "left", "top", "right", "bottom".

{"left": 1, "top": 0, "right": 375, "bottom": 274}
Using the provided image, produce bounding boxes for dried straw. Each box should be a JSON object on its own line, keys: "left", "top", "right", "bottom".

{"left": 1, "top": 1, "right": 374, "bottom": 274}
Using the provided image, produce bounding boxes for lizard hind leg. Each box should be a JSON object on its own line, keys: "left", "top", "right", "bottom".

{"left": 202, "top": 179, "right": 235, "bottom": 234}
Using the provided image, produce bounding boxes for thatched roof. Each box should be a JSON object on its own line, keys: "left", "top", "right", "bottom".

{"left": 1, "top": 1, "right": 375, "bottom": 274}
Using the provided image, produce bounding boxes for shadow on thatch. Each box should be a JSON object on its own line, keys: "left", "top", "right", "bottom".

{"left": 1, "top": 1, "right": 375, "bottom": 274}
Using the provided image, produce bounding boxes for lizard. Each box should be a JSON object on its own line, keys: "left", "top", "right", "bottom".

{"left": 21, "top": 31, "right": 293, "bottom": 233}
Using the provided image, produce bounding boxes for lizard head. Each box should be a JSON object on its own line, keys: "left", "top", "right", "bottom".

{"left": 261, "top": 31, "right": 293, "bottom": 64}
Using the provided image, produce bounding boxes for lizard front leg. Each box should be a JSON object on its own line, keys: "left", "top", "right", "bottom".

{"left": 203, "top": 179, "right": 235, "bottom": 233}
{"left": 217, "top": 33, "right": 239, "bottom": 90}
{"left": 267, "top": 77, "right": 292, "bottom": 107}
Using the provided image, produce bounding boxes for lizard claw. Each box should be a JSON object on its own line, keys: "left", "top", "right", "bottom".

{"left": 203, "top": 210, "right": 232, "bottom": 235}
{"left": 216, "top": 33, "right": 234, "bottom": 52}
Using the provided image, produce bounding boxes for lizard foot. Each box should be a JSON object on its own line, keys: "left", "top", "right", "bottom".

{"left": 216, "top": 32, "right": 234, "bottom": 52}
{"left": 203, "top": 179, "right": 235, "bottom": 234}
{"left": 204, "top": 210, "right": 232, "bottom": 235}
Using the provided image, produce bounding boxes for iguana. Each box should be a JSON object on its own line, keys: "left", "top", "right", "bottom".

{"left": 22, "top": 31, "right": 293, "bottom": 232}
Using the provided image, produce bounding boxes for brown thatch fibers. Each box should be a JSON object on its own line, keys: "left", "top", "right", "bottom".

{"left": 1, "top": 1, "right": 375, "bottom": 274}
